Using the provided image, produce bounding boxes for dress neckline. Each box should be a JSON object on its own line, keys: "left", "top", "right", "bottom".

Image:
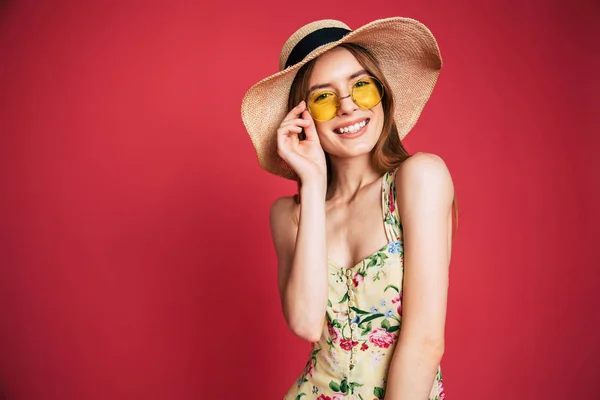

{"left": 326, "top": 170, "right": 393, "bottom": 271}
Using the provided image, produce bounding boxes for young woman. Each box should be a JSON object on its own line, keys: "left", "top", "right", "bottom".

{"left": 241, "top": 17, "right": 456, "bottom": 400}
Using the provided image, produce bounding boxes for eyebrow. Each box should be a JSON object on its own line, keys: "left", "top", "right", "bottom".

{"left": 309, "top": 69, "right": 368, "bottom": 93}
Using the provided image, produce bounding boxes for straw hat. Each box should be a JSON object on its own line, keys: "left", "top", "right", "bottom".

{"left": 240, "top": 17, "right": 442, "bottom": 180}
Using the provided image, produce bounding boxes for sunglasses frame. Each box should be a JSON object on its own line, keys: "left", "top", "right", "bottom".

{"left": 305, "top": 75, "right": 385, "bottom": 122}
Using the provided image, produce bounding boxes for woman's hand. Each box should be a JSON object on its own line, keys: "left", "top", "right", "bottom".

{"left": 276, "top": 101, "right": 327, "bottom": 184}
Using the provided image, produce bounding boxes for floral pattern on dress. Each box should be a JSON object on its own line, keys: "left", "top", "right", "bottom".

{"left": 284, "top": 168, "right": 445, "bottom": 400}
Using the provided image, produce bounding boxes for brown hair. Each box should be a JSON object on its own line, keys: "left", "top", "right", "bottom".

{"left": 287, "top": 43, "right": 458, "bottom": 234}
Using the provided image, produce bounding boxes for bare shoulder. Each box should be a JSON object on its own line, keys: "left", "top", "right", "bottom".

{"left": 269, "top": 195, "right": 300, "bottom": 232}
{"left": 395, "top": 152, "right": 454, "bottom": 204}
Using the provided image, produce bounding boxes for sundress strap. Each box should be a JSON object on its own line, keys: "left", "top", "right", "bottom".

{"left": 381, "top": 167, "right": 403, "bottom": 242}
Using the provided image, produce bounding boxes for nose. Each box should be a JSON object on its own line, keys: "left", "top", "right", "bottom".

{"left": 337, "top": 93, "right": 357, "bottom": 116}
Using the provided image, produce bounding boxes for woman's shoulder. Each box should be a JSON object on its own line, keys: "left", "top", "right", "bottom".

{"left": 269, "top": 195, "right": 300, "bottom": 228}
{"left": 395, "top": 151, "right": 454, "bottom": 195}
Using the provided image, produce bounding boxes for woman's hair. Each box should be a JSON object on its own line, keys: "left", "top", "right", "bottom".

{"left": 287, "top": 43, "right": 458, "bottom": 233}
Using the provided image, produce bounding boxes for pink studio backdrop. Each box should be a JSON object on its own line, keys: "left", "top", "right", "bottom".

{"left": 0, "top": 0, "right": 598, "bottom": 399}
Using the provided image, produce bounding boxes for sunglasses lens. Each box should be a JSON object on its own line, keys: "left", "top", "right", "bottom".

{"left": 308, "top": 91, "right": 338, "bottom": 121}
{"left": 352, "top": 77, "right": 383, "bottom": 109}
{"left": 307, "top": 78, "right": 383, "bottom": 121}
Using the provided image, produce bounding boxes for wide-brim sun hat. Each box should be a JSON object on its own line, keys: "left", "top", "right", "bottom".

{"left": 241, "top": 17, "right": 442, "bottom": 181}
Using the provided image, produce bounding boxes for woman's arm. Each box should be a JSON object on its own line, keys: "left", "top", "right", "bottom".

{"left": 385, "top": 152, "right": 454, "bottom": 399}
{"left": 270, "top": 179, "right": 328, "bottom": 342}
{"left": 269, "top": 101, "right": 330, "bottom": 342}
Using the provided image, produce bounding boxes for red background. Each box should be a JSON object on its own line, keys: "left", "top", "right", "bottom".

{"left": 1, "top": 0, "right": 598, "bottom": 399}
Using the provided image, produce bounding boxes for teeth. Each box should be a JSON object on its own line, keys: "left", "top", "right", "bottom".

{"left": 339, "top": 120, "right": 366, "bottom": 134}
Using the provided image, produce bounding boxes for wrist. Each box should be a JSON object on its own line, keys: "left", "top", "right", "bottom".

{"left": 299, "top": 179, "right": 327, "bottom": 199}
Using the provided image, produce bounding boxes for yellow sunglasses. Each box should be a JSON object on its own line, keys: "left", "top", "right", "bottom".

{"left": 307, "top": 76, "right": 385, "bottom": 122}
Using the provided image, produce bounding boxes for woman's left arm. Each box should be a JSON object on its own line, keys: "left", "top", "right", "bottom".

{"left": 385, "top": 152, "right": 455, "bottom": 400}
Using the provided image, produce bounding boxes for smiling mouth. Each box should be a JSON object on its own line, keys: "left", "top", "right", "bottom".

{"left": 334, "top": 119, "right": 370, "bottom": 135}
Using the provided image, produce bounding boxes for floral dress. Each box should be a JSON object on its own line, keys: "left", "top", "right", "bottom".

{"left": 283, "top": 168, "right": 445, "bottom": 400}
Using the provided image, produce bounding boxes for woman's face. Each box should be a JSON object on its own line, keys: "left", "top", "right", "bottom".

{"left": 307, "top": 46, "right": 385, "bottom": 158}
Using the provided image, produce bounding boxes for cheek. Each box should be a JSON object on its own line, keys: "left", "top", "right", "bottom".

{"left": 370, "top": 106, "right": 385, "bottom": 134}
{"left": 314, "top": 122, "right": 336, "bottom": 141}
{"left": 314, "top": 125, "right": 339, "bottom": 153}
{"left": 375, "top": 103, "right": 385, "bottom": 120}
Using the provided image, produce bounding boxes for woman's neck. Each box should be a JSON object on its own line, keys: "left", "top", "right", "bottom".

{"left": 327, "top": 154, "right": 381, "bottom": 201}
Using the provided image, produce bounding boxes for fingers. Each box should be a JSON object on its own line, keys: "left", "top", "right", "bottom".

{"left": 276, "top": 121, "right": 301, "bottom": 150}
{"left": 277, "top": 101, "right": 319, "bottom": 151}
{"left": 283, "top": 125, "right": 303, "bottom": 134}
{"left": 301, "top": 110, "right": 318, "bottom": 142}
{"left": 283, "top": 100, "right": 307, "bottom": 122}
{"left": 280, "top": 118, "right": 311, "bottom": 128}
{"left": 276, "top": 125, "right": 295, "bottom": 158}
{"left": 277, "top": 118, "right": 307, "bottom": 138}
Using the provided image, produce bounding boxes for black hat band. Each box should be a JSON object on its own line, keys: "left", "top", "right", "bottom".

{"left": 284, "top": 27, "right": 352, "bottom": 69}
